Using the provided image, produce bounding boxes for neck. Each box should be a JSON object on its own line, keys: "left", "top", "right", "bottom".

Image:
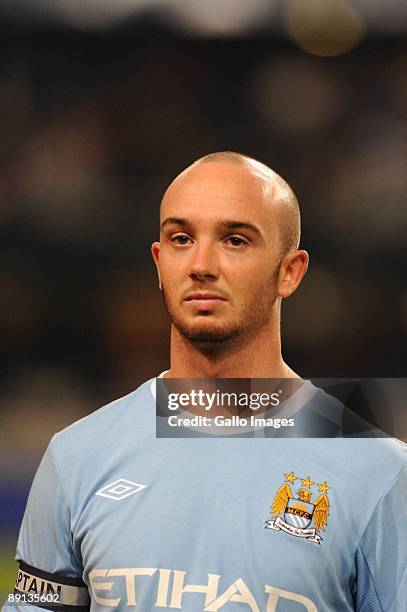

{"left": 166, "top": 319, "right": 298, "bottom": 379}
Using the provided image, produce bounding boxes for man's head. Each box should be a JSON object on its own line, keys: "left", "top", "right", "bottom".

{"left": 152, "top": 151, "right": 308, "bottom": 351}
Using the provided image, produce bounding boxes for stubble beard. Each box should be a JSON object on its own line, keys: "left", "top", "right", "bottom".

{"left": 161, "top": 286, "right": 278, "bottom": 355}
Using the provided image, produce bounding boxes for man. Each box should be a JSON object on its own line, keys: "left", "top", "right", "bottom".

{"left": 4, "top": 152, "right": 407, "bottom": 611}
{"left": 151, "top": 150, "right": 308, "bottom": 380}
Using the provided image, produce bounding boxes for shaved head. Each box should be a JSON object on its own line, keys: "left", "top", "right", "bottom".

{"left": 162, "top": 151, "right": 301, "bottom": 255}
{"left": 151, "top": 151, "right": 308, "bottom": 368}
{"left": 152, "top": 150, "right": 309, "bottom": 368}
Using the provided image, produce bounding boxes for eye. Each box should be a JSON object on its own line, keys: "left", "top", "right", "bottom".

{"left": 227, "top": 235, "right": 248, "bottom": 247}
{"left": 171, "top": 234, "right": 191, "bottom": 245}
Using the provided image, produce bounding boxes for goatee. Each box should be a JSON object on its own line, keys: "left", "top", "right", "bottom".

{"left": 161, "top": 289, "right": 241, "bottom": 351}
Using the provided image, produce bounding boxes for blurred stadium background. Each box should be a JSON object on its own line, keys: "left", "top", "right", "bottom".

{"left": 1, "top": 0, "right": 407, "bottom": 597}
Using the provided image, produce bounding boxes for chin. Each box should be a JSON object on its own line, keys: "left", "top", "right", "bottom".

{"left": 177, "top": 319, "right": 241, "bottom": 345}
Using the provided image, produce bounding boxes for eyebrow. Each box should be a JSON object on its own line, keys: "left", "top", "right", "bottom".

{"left": 161, "top": 217, "right": 262, "bottom": 237}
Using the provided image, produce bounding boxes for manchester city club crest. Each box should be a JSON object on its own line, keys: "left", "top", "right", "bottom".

{"left": 265, "top": 471, "right": 331, "bottom": 545}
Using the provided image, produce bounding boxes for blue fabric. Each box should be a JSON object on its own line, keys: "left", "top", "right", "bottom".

{"left": 3, "top": 379, "right": 407, "bottom": 611}
{"left": 354, "top": 547, "right": 383, "bottom": 612}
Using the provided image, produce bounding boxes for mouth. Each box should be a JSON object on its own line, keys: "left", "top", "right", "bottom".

{"left": 184, "top": 293, "right": 227, "bottom": 308}
{"left": 185, "top": 292, "right": 226, "bottom": 302}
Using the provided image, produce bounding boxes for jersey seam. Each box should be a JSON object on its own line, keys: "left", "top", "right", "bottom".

{"left": 356, "top": 545, "right": 384, "bottom": 612}
{"left": 48, "top": 437, "right": 83, "bottom": 573}
{"left": 354, "top": 462, "right": 407, "bottom": 610}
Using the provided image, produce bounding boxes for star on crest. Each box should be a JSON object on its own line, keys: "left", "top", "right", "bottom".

{"left": 317, "top": 481, "right": 331, "bottom": 493}
{"left": 284, "top": 471, "right": 298, "bottom": 484}
{"left": 301, "top": 475, "right": 314, "bottom": 488}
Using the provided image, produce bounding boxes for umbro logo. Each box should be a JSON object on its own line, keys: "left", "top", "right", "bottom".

{"left": 96, "top": 478, "right": 147, "bottom": 501}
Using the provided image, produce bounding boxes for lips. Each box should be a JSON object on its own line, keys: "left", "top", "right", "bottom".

{"left": 185, "top": 293, "right": 227, "bottom": 301}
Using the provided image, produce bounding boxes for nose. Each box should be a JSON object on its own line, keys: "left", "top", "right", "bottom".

{"left": 189, "top": 241, "right": 219, "bottom": 282}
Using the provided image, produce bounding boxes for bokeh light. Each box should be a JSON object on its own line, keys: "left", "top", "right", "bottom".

{"left": 168, "top": 0, "right": 272, "bottom": 36}
{"left": 284, "top": 0, "right": 366, "bottom": 57}
{"left": 250, "top": 56, "right": 346, "bottom": 135}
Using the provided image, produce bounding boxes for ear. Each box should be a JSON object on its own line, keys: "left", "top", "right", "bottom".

{"left": 151, "top": 242, "right": 162, "bottom": 290}
{"left": 278, "top": 250, "right": 309, "bottom": 298}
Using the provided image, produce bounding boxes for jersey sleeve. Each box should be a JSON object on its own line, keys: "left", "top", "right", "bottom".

{"left": 353, "top": 464, "right": 407, "bottom": 612}
{"left": 2, "top": 439, "right": 90, "bottom": 612}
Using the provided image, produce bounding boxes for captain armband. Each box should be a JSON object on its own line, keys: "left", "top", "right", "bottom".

{"left": 12, "top": 561, "right": 90, "bottom": 611}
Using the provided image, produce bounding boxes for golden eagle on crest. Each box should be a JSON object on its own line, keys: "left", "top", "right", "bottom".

{"left": 270, "top": 485, "right": 330, "bottom": 531}
{"left": 312, "top": 494, "right": 329, "bottom": 531}
{"left": 270, "top": 483, "right": 293, "bottom": 517}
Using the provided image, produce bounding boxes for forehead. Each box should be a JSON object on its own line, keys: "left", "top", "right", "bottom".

{"left": 160, "top": 161, "right": 279, "bottom": 231}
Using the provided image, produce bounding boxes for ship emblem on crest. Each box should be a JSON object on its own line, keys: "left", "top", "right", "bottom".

{"left": 265, "top": 471, "right": 331, "bottom": 545}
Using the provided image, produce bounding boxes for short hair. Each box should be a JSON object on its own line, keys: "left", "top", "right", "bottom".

{"left": 193, "top": 151, "right": 301, "bottom": 254}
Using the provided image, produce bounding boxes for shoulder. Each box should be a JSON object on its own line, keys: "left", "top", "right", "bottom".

{"left": 304, "top": 385, "right": 403, "bottom": 439}
{"left": 354, "top": 436, "right": 407, "bottom": 471}
{"left": 311, "top": 435, "right": 407, "bottom": 503}
{"left": 363, "top": 436, "right": 407, "bottom": 474}
{"left": 48, "top": 378, "right": 156, "bottom": 466}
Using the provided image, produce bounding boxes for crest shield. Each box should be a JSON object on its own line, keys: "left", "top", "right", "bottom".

{"left": 284, "top": 499, "right": 314, "bottom": 529}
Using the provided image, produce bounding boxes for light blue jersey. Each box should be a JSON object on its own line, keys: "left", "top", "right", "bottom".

{"left": 3, "top": 378, "right": 407, "bottom": 611}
